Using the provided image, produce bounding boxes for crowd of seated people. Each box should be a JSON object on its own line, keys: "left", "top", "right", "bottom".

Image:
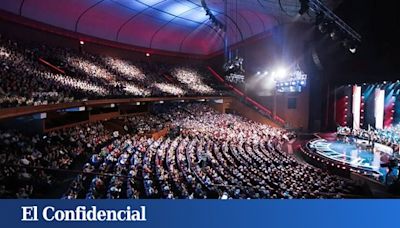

{"left": 167, "top": 104, "right": 353, "bottom": 198}
{"left": 0, "top": 35, "right": 227, "bottom": 108}
{"left": 170, "top": 67, "right": 216, "bottom": 95}
{"left": 0, "top": 98, "right": 365, "bottom": 199}
{"left": 58, "top": 103, "right": 363, "bottom": 199}
{"left": 63, "top": 131, "right": 167, "bottom": 199}
{"left": 0, "top": 122, "right": 110, "bottom": 198}
{"left": 0, "top": 111, "right": 179, "bottom": 199}
{"left": 0, "top": 37, "right": 108, "bottom": 107}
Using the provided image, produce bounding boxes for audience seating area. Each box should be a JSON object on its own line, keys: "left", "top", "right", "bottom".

{"left": 0, "top": 35, "right": 227, "bottom": 108}
{"left": 0, "top": 34, "right": 367, "bottom": 199}
{"left": 0, "top": 103, "right": 364, "bottom": 199}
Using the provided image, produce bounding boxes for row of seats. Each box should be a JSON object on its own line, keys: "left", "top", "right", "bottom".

{"left": 0, "top": 35, "right": 227, "bottom": 108}
{"left": 0, "top": 122, "right": 110, "bottom": 198}
{"left": 61, "top": 103, "right": 362, "bottom": 199}
{"left": 0, "top": 114, "right": 163, "bottom": 198}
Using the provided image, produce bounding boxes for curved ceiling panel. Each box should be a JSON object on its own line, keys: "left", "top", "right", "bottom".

{"left": 178, "top": 21, "right": 223, "bottom": 54}
{"left": 76, "top": 1, "right": 134, "bottom": 40}
{"left": 21, "top": 0, "right": 100, "bottom": 31}
{"left": 118, "top": 13, "right": 170, "bottom": 48}
{"left": 1, "top": 0, "right": 24, "bottom": 14}
{"left": 180, "top": 24, "right": 224, "bottom": 54}
{"left": 240, "top": 10, "right": 267, "bottom": 32}
{"left": 150, "top": 24, "right": 195, "bottom": 52}
{"left": 0, "top": 0, "right": 342, "bottom": 55}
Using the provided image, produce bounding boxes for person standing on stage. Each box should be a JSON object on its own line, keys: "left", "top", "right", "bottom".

{"left": 367, "top": 131, "right": 372, "bottom": 145}
{"left": 371, "top": 131, "right": 376, "bottom": 149}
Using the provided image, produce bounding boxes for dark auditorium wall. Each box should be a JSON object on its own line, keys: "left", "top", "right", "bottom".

{"left": 208, "top": 98, "right": 232, "bottom": 113}
{"left": 275, "top": 89, "right": 310, "bottom": 130}
{"left": 209, "top": 102, "right": 225, "bottom": 113}
{"left": 89, "top": 111, "right": 120, "bottom": 122}
{"left": 44, "top": 110, "right": 89, "bottom": 130}
{"left": 0, "top": 115, "right": 44, "bottom": 135}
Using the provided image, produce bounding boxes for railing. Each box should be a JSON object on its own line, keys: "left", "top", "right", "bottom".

{"left": 38, "top": 57, "right": 65, "bottom": 74}
{"left": 0, "top": 96, "right": 231, "bottom": 120}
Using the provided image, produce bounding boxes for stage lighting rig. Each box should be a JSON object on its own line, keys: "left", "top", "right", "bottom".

{"left": 308, "top": 0, "right": 361, "bottom": 53}
{"left": 201, "top": 0, "right": 225, "bottom": 33}
{"left": 274, "top": 64, "right": 307, "bottom": 93}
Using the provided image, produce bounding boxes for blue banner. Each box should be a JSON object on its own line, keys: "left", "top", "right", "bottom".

{"left": 0, "top": 200, "right": 395, "bottom": 228}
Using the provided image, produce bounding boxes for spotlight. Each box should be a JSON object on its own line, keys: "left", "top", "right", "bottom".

{"left": 313, "top": 2, "right": 362, "bottom": 57}
{"left": 330, "top": 30, "right": 337, "bottom": 40}
{"left": 349, "top": 43, "right": 357, "bottom": 53}
{"left": 343, "top": 39, "right": 358, "bottom": 53}
{"left": 146, "top": 53, "right": 150, "bottom": 57}
{"left": 349, "top": 47, "right": 356, "bottom": 54}
{"left": 79, "top": 40, "right": 85, "bottom": 45}
{"left": 202, "top": 1, "right": 224, "bottom": 36}
{"left": 275, "top": 67, "right": 287, "bottom": 79}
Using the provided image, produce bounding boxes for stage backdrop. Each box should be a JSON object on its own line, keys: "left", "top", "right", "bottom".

{"left": 335, "top": 82, "right": 397, "bottom": 129}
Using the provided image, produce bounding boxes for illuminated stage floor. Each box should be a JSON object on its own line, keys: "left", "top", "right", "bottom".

{"left": 309, "top": 139, "right": 392, "bottom": 175}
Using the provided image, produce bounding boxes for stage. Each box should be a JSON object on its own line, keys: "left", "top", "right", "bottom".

{"left": 308, "top": 135, "right": 394, "bottom": 177}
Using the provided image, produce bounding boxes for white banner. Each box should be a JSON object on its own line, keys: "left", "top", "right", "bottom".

{"left": 374, "top": 89, "right": 385, "bottom": 129}
{"left": 352, "top": 85, "right": 361, "bottom": 129}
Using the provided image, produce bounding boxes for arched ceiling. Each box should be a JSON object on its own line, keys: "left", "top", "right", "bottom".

{"left": 0, "top": 0, "right": 341, "bottom": 55}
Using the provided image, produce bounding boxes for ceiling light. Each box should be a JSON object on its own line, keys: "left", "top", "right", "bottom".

{"left": 275, "top": 67, "right": 287, "bottom": 79}
{"left": 330, "top": 30, "right": 337, "bottom": 40}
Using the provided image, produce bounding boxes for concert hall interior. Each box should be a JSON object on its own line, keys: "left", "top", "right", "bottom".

{"left": 0, "top": 0, "right": 399, "bottom": 199}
